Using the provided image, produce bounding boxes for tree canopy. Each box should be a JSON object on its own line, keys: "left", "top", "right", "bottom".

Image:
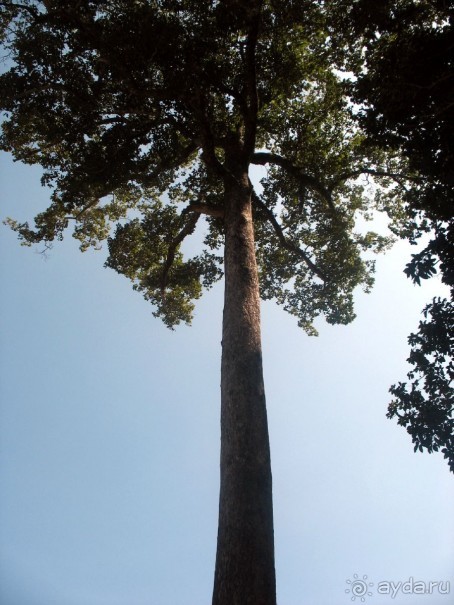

{"left": 1, "top": 0, "right": 397, "bottom": 334}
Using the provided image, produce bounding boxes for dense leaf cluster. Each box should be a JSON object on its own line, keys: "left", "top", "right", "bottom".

{"left": 388, "top": 298, "right": 453, "bottom": 471}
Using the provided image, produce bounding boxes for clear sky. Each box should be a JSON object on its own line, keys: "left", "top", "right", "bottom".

{"left": 0, "top": 152, "right": 453, "bottom": 605}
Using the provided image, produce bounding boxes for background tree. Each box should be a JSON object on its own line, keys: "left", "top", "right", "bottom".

{"left": 1, "top": 1, "right": 412, "bottom": 603}
{"left": 329, "top": 0, "right": 453, "bottom": 472}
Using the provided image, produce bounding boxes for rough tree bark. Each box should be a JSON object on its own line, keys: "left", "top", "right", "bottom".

{"left": 212, "top": 150, "right": 276, "bottom": 605}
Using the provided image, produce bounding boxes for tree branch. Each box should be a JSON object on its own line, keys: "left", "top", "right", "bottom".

{"left": 215, "top": 82, "right": 249, "bottom": 118}
{"left": 329, "top": 167, "right": 419, "bottom": 191}
{"left": 161, "top": 212, "right": 200, "bottom": 294}
{"left": 243, "top": 0, "right": 263, "bottom": 155}
{"left": 62, "top": 142, "right": 199, "bottom": 222}
{"left": 251, "top": 152, "right": 336, "bottom": 212}
{"left": 183, "top": 201, "right": 224, "bottom": 219}
{"left": 138, "top": 141, "right": 198, "bottom": 186}
{"left": 250, "top": 185, "right": 326, "bottom": 282}
{"left": 188, "top": 92, "right": 227, "bottom": 179}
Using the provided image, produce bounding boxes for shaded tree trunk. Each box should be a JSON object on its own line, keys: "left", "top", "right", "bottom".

{"left": 212, "top": 154, "right": 276, "bottom": 605}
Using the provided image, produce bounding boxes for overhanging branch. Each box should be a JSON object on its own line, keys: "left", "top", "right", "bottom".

{"left": 251, "top": 152, "right": 335, "bottom": 212}
{"left": 329, "top": 167, "right": 421, "bottom": 192}
{"left": 250, "top": 185, "right": 326, "bottom": 282}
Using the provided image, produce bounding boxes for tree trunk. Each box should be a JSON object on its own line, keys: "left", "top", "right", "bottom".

{"left": 212, "top": 158, "right": 276, "bottom": 605}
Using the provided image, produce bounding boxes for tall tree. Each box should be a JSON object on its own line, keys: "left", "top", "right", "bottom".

{"left": 1, "top": 1, "right": 405, "bottom": 602}
{"left": 329, "top": 0, "right": 453, "bottom": 471}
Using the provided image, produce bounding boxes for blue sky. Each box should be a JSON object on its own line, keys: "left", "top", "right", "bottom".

{"left": 1, "top": 153, "right": 453, "bottom": 605}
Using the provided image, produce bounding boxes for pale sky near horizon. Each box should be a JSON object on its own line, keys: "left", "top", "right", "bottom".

{"left": 1, "top": 153, "right": 453, "bottom": 605}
